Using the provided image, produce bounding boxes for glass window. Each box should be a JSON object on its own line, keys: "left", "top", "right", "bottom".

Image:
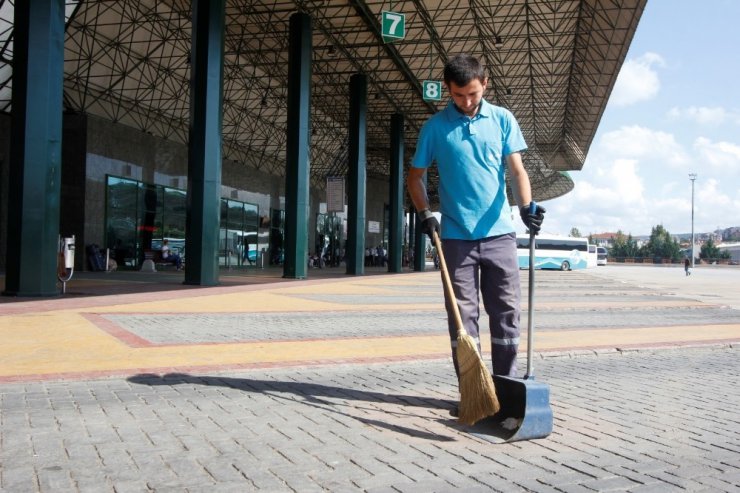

{"left": 314, "top": 212, "right": 343, "bottom": 267}
{"left": 162, "top": 187, "right": 186, "bottom": 256}
{"left": 106, "top": 176, "right": 140, "bottom": 268}
{"left": 220, "top": 198, "right": 260, "bottom": 268}
{"left": 242, "top": 203, "right": 260, "bottom": 265}
{"left": 106, "top": 175, "right": 258, "bottom": 269}
{"left": 139, "top": 184, "right": 163, "bottom": 257}
{"left": 270, "top": 209, "right": 285, "bottom": 266}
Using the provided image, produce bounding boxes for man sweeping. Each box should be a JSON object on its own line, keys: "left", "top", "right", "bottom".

{"left": 407, "top": 54, "right": 545, "bottom": 419}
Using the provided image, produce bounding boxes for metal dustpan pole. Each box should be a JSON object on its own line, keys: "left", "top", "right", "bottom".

{"left": 526, "top": 226, "right": 535, "bottom": 379}
{"left": 466, "top": 203, "right": 553, "bottom": 443}
{"left": 502, "top": 205, "right": 553, "bottom": 441}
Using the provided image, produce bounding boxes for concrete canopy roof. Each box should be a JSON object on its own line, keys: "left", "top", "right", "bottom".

{"left": 0, "top": 0, "right": 646, "bottom": 207}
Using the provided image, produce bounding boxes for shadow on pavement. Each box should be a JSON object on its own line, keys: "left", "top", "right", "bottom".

{"left": 128, "top": 372, "right": 456, "bottom": 442}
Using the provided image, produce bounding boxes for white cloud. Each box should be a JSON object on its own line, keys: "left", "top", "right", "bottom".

{"left": 539, "top": 158, "right": 648, "bottom": 236}
{"left": 609, "top": 52, "right": 664, "bottom": 106}
{"left": 598, "top": 125, "right": 689, "bottom": 167}
{"left": 692, "top": 178, "right": 739, "bottom": 231}
{"left": 693, "top": 137, "right": 740, "bottom": 173}
{"left": 696, "top": 178, "right": 731, "bottom": 207}
{"left": 667, "top": 106, "right": 731, "bottom": 125}
{"left": 539, "top": 127, "right": 740, "bottom": 237}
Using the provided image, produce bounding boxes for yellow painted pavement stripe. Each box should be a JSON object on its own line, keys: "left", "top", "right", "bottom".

{"left": 1, "top": 309, "right": 738, "bottom": 378}
{"left": 533, "top": 324, "right": 740, "bottom": 349}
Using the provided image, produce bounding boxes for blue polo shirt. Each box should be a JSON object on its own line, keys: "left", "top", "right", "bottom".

{"left": 411, "top": 99, "right": 527, "bottom": 240}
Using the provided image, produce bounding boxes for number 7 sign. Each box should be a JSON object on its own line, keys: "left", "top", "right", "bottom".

{"left": 381, "top": 11, "right": 405, "bottom": 43}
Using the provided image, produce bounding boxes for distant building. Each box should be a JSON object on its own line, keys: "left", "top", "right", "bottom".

{"left": 718, "top": 243, "right": 740, "bottom": 262}
{"left": 589, "top": 232, "right": 647, "bottom": 248}
{"left": 590, "top": 233, "right": 619, "bottom": 248}
{"left": 722, "top": 227, "right": 740, "bottom": 241}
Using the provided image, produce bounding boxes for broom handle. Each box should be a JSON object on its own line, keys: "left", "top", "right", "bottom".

{"left": 433, "top": 231, "right": 465, "bottom": 339}
{"left": 526, "top": 205, "right": 537, "bottom": 379}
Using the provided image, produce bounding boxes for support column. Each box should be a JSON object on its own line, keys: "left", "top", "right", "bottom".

{"left": 413, "top": 208, "right": 426, "bottom": 272}
{"left": 184, "top": 0, "right": 225, "bottom": 286}
{"left": 388, "top": 114, "right": 404, "bottom": 273}
{"left": 408, "top": 209, "right": 415, "bottom": 267}
{"left": 3, "top": 0, "right": 65, "bottom": 296}
{"left": 283, "top": 13, "right": 312, "bottom": 279}
{"left": 346, "top": 74, "right": 367, "bottom": 275}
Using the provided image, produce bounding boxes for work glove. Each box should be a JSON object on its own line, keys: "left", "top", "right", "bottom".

{"left": 418, "top": 209, "right": 440, "bottom": 241}
{"left": 520, "top": 201, "right": 546, "bottom": 235}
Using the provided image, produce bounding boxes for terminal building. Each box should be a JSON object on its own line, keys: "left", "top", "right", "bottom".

{"left": 0, "top": 0, "right": 646, "bottom": 296}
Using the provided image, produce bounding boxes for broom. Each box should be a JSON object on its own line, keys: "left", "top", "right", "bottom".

{"left": 433, "top": 231, "right": 500, "bottom": 426}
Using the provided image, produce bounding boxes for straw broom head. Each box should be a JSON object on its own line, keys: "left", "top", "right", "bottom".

{"left": 457, "top": 332, "right": 500, "bottom": 426}
{"left": 431, "top": 230, "right": 500, "bottom": 426}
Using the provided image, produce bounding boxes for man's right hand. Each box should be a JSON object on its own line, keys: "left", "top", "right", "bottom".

{"left": 418, "top": 209, "right": 440, "bottom": 240}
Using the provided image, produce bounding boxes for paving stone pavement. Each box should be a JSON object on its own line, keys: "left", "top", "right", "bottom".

{"left": 104, "top": 305, "right": 740, "bottom": 344}
{"left": 2, "top": 265, "right": 740, "bottom": 492}
{"left": 1, "top": 346, "right": 738, "bottom": 492}
{"left": 97, "top": 270, "right": 740, "bottom": 346}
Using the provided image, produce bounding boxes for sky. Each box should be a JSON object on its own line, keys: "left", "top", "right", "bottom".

{"left": 531, "top": 0, "right": 740, "bottom": 238}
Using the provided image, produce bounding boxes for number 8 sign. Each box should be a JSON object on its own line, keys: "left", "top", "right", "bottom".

{"left": 422, "top": 80, "right": 442, "bottom": 101}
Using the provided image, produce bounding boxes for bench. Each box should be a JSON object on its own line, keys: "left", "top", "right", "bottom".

{"left": 141, "top": 250, "right": 178, "bottom": 272}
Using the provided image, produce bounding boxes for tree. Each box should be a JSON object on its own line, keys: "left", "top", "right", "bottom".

{"left": 642, "top": 224, "right": 681, "bottom": 261}
{"left": 609, "top": 230, "right": 640, "bottom": 258}
{"left": 569, "top": 227, "right": 582, "bottom": 238}
{"left": 700, "top": 237, "right": 731, "bottom": 260}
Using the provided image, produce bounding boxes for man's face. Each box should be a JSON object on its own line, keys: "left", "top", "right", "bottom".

{"left": 446, "top": 77, "right": 487, "bottom": 117}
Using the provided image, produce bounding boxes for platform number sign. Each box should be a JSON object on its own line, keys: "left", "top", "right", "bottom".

{"left": 422, "top": 80, "right": 442, "bottom": 101}
{"left": 381, "top": 11, "right": 405, "bottom": 43}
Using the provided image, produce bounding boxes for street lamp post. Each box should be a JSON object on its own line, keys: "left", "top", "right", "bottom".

{"left": 689, "top": 173, "right": 697, "bottom": 268}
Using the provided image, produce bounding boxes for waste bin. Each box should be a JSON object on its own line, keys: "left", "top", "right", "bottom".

{"left": 61, "top": 237, "right": 75, "bottom": 269}
{"left": 58, "top": 235, "right": 75, "bottom": 292}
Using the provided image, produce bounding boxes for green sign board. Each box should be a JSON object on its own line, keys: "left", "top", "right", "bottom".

{"left": 422, "top": 80, "right": 442, "bottom": 101}
{"left": 381, "top": 11, "right": 405, "bottom": 43}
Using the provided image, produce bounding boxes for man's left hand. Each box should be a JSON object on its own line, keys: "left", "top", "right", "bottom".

{"left": 520, "top": 202, "right": 546, "bottom": 235}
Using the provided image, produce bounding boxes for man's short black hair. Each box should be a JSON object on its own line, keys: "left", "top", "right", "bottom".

{"left": 443, "top": 54, "right": 486, "bottom": 87}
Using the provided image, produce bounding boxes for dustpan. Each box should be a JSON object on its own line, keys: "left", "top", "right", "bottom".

{"left": 468, "top": 218, "right": 553, "bottom": 443}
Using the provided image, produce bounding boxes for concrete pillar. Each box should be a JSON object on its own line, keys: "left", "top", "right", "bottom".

{"left": 283, "top": 13, "right": 312, "bottom": 279}
{"left": 3, "top": 0, "right": 65, "bottom": 296}
{"left": 388, "top": 113, "right": 404, "bottom": 273}
{"left": 184, "top": 0, "right": 225, "bottom": 286}
{"left": 346, "top": 74, "right": 367, "bottom": 275}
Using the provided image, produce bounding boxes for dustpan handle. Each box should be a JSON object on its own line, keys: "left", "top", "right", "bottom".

{"left": 526, "top": 203, "right": 537, "bottom": 379}
{"left": 433, "top": 231, "right": 465, "bottom": 339}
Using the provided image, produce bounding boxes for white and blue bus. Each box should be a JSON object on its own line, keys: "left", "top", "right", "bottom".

{"left": 516, "top": 234, "right": 589, "bottom": 271}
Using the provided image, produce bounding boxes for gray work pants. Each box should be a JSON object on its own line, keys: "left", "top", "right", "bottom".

{"left": 441, "top": 233, "right": 521, "bottom": 378}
